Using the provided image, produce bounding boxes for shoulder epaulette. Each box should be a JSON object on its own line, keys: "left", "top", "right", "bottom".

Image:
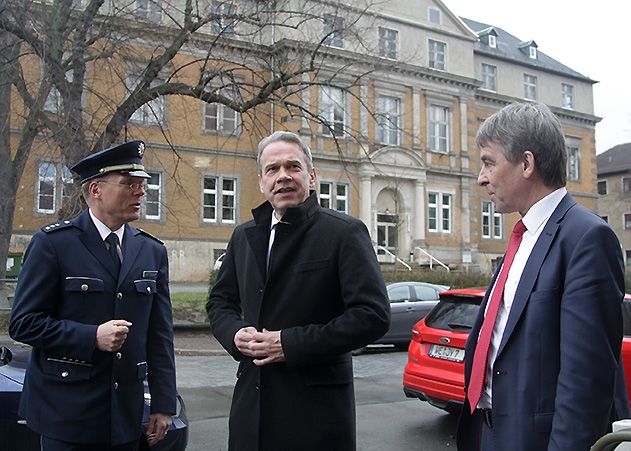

{"left": 41, "top": 220, "right": 74, "bottom": 233}
{"left": 137, "top": 228, "right": 164, "bottom": 244}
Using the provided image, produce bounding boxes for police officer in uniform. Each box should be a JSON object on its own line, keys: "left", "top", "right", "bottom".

{"left": 9, "top": 141, "right": 176, "bottom": 451}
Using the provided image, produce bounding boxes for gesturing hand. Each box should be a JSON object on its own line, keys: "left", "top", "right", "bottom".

{"left": 96, "top": 319, "right": 132, "bottom": 352}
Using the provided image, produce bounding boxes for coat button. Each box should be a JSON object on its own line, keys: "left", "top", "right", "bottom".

{"left": 117, "top": 293, "right": 123, "bottom": 300}
{"left": 81, "top": 284, "right": 88, "bottom": 291}
{"left": 116, "top": 352, "right": 122, "bottom": 359}
{"left": 114, "top": 382, "right": 119, "bottom": 390}
{"left": 61, "top": 371, "right": 69, "bottom": 378}
{"left": 146, "top": 286, "right": 151, "bottom": 293}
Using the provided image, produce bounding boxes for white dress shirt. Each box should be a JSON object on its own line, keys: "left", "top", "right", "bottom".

{"left": 479, "top": 187, "right": 567, "bottom": 408}
{"left": 89, "top": 209, "right": 124, "bottom": 260}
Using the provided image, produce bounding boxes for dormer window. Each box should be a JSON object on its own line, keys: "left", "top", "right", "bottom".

{"left": 478, "top": 27, "right": 498, "bottom": 49}
{"left": 488, "top": 35, "right": 496, "bottom": 48}
{"left": 529, "top": 46, "right": 537, "bottom": 59}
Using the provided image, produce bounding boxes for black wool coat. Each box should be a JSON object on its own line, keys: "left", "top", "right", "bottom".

{"left": 208, "top": 193, "right": 390, "bottom": 451}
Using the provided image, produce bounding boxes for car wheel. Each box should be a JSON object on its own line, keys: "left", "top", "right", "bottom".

{"left": 351, "top": 347, "right": 367, "bottom": 356}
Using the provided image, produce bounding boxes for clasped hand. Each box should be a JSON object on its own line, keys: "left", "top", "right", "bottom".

{"left": 234, "top": 326, "right": 284, "bottom": 366}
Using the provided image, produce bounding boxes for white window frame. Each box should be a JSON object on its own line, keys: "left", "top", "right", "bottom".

{"left": 323, "top": 14, "right": 344, "bottom": 48}
{"left": 143, "top": 171, "right": 162, "bottom": 221}
{"left": 378, "top": 27, "right": 398, "bottom": 60}
{"left": 36, "top": 161, "right": 74, "bottom": 214}
{"left": 488, "top": 34, "right": 497, "bottom": 48}
{"left": 481, "top": 63, "right": 497, "bottom": 91}
{"left": 37, "top": 162, "right": 57, "bottom": 214}
{"left": 428, "top": 104, "right": 450, "bottom": 153}
{"left": 482, "top": 201, "right": 502, "bottom": 239}
{"left": 129, "top": 74, "right": 166, "bottom": 126}
{"left": 136, "top": 0, "right": 162, "bottom": 22}
{"left": 428, "top": 7, "right": 441, "bottom": 24}
{"left": 567, "top": 143, "right": 580, "bottom": 182}
{"left": 562, "top": 83, "right": 574, "bottom": 109}
{"left": 428, "top": 191, "right": 452, "bottom": 233}
{"left": 529, "top": 46, "right": 537, "bottom": 59}
{"left": 320, "top": 86, "right": 345, "bottom": 137}
{"left": 376, "top": 95, "right": 401, "bottom": 145}
{"left": 212, "top": 1, "right": 236, "bottom": 34}
{"left": 202, "top": 175, "right": 237, "bottom": 225}
{"left": 428, "top": 39, "right": 446, "bottom": 70}
{"left": 319, "top": 181, "right": 349, "bottom": 214}
{"left": 523, "top": 74, "right": 537, "bottom": 100}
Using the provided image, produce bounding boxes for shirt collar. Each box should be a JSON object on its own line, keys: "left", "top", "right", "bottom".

{"left": 521, "top": 187, "right": 567, "bottom": 234}
{"left": 89, "top": 209, "right": 125, "bottom": 243}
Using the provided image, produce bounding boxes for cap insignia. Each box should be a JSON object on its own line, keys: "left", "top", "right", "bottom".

{"left": 138, "top": 142, "right": 145, "bottom": 157}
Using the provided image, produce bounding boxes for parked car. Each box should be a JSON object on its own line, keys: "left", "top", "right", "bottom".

{"left": 402, "top": 288, "right": 484, "bottom": 413}
{"left": 354, "top": 281, "right": 449, "bottom": 355}
{"left": 0, "top": 342, "right": 188, "bottom": 450}
{"left": 404, "top": 290, "right": 631, "bottom": 415}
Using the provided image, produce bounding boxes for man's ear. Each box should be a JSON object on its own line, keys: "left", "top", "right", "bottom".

{"left": 308, "top": 168, "right": 317, "bottom": 189}
{"left": 523, "top": 151, "right": 536, "bottom": 179}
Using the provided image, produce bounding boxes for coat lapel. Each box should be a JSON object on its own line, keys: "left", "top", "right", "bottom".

{"left": 118, "top": 224, "right": 144, "bottom": 285}
{"left": 76, "top": 210, "right": 119, "bottom": 279}
{"left": 245, "top": 222, "right": 270, "bottom": 281}
{"left": 496, "top": 194, "right": 575, "bottom": 357}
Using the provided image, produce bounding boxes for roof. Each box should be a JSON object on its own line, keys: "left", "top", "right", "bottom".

{"left": 460, "top": 17, "right": 595, "bottom": 83}
{"left": 597, "top": 143, "right": 631, "bottom": 175}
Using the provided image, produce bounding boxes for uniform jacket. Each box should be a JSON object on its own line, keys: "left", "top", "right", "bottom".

{"left": 9, "top": 209, "right": 176, "bottom": 445}
{"left": 207, "top": 192, "right": 390, "bottom": 451}
{"left": 457, "top": 193, "right": 626, "bottom": 451}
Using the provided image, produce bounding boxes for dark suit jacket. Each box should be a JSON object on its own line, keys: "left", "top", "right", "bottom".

{"left": 207, "top": 192, "right": 390, "bottom": 451}
{"left": 457, "top": 193, "right": 626, "bottom": 451}
{"left": 9, "top": 209, "right": 176, "bottom": 445}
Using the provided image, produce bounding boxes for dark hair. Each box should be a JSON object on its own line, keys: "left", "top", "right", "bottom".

{"left": 256, "top": 131, "right": 313, "bottom": 174}
{"left": 476, "top": 102, "right": 567, "bottom": 188}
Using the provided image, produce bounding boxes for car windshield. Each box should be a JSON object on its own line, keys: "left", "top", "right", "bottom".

{"left": 424, "top": 296, "right": 481, "bottom": 331}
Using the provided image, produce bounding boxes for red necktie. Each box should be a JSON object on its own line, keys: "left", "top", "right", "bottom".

{"left": 467, "top": 219, "right": 527, "bottom": 413}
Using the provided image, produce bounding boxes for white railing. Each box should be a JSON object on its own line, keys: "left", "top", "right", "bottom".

{"left": 376, "top": 245, "right": 412, "bottom": 271}
{"left": 414, "top": 247, "right": 450, "bottom": 272}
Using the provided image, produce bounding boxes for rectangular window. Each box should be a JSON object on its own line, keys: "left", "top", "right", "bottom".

{"left": 37, "top": 162, "right": 57, "bottom": 213}
{"left": 428, "top": 39, "right": 446, "bottom": 70}
{"left": 429, "top": 105, "right": 449, "bottom": 153}
{"left": 203, "top": 84, "right": 241, "bottom": 134}
{"left": 61, "top": 166, "right": 73, "bottom": 207}
{"left": 625, "top": 214, "right": 631, "bottom": 230}
{"left": 320, "top": 86, "right": 345, "bottom": 136}
{"left": 482, "top": 201, "right": 502, "bottom": 239}
{"left": 144, "top": 172, "right": 162, "bottom": 220}
{"left": 562, "top": 83, "right": 574, "bottom": 109}
{"left": 129, "top": 75, "right": 166, "bottom": 126}
{"left": 623, "top": 177, "right": 631, "bottom": 193}
{"left": 626, "top": 250, "right": 631, "bottom": 266}
{"left": 488, "top": 34, "right": 497, "bottom": 48}
{"left": 428, "top": 191, "right": 452, "bottom": 233}
{"left": 376, "top": 95, "right": 401, "bottom": 145}
{"left": 428, "top": 7, "right": 441, "bottom": 24}
{"left": 203, "top": 176, "right": 236, "bottom": 224}
{"left": 136, "top": 0, "right": 162, "bottom": 22}
{"left": 481, "top": 63, "right": 497, "bottom": 91}
{"left": 567, "top": 144, "right": 580, "bottom": 181}
{"left": 319, "top": 182, "right": 348, "bottom": 214}
{"left": 597, "top": 180, "right": 607, "bottom": 195}
{"left": 378, "top": 27, "right": 398, "bottom": 60}
{"left": 323, "top": 14, "right": 344, "bottom": 48}
{"left": 212, "top": 1, "right": 236, "bottom": 34}
{"left": 524, "top": 74, "right": 537, "bottom": 100}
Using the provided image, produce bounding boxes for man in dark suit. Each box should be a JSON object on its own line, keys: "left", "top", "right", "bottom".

{"left": 9, "top": 141, "right": 176, "bottom": 451}
{"left": 207, "top": 131, "right": 390, "bottom": 451}
{"left": 457, "top": 102, "right": 627, "bottom": 450}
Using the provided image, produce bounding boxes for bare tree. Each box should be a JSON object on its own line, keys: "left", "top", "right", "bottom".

{"left": 0, "top": 0, "right": 402, "bottom": 281}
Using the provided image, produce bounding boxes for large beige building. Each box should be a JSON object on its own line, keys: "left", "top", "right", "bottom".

{"left": 9, "top": 0, "right": 600, "bottom": 281}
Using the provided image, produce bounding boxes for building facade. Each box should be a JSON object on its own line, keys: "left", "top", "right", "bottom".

{"left": 9, "top": 0, "right": 600, "bottom": 281}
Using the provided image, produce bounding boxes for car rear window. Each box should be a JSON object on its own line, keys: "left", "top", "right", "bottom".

{"left": 424, "top": 296, "right": 482, "bottom": 332}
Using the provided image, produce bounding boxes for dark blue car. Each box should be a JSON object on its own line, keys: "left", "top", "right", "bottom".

{"left": 0, "top": 343, "right": 188, "bottom": 450}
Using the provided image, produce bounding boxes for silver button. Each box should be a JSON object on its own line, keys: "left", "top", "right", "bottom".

{"left": 146, "top": 286, "right": 151, "bottom": 293}
{"left": 114, "top": 382, "right": 118, "bottom": 390}
{"left": 117, "top": 293, "right": 123, "bottom": 300}
{"left": 81, "top": 284, "right": 88, "bottom": 292}
{"left": 64, "top": 220, "right": 70, "bottom": 224}
{"left": 61, "top": 371, "right": 69, "bottom": 378}
{"left": 116, "top": 352, "right": 122, "bottom": 360}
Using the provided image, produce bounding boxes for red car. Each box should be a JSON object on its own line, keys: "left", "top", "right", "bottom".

{"left": 403, "top": 289, "right": 631, "bottom": 413}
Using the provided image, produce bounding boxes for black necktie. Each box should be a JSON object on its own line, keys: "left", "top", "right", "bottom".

{"left": 105, "top": 233, "right": 121, "bottom": 273}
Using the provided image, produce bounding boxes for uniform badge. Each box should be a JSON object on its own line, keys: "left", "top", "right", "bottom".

{"left": 138, "top": 142, "right": 145, "bottom": 157}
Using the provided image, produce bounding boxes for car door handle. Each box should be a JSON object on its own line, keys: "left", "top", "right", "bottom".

{"left": 406, "top": 307, "right": 414, "bottom": 311}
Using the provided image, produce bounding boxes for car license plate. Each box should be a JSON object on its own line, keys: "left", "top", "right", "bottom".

{"left": 429, "top": 344, "right": 465, "bottom": 362}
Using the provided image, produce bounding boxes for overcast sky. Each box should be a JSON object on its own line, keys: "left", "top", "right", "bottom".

{"left": 441, "top": 0, "right": 631, "bottom": 153}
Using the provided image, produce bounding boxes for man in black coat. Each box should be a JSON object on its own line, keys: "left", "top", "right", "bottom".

{"left": 10, "top": 141, "right": 176, "bottom": 451}
{"left": 207, "top": 131, "right": 390, "bottom": 451}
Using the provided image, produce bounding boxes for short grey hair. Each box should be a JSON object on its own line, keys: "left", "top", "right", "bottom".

{"left": 476, "top": 102, "right": 567, "bottom": 188}
{"left": 256, "top": 131, "right": 313, "bottom": 174}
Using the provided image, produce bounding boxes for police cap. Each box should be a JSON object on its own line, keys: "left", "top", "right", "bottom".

{"left": 70, "top": 141, "right": 150, "bottom": 184}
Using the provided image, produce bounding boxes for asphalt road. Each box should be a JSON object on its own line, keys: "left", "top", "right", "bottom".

{"left": 176, "top": 347, "right": 459, "bottom": 451}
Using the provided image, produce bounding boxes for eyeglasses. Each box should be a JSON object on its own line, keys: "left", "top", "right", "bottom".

{"left": 98, "top": 180, "right": 147, "bottom": 192}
